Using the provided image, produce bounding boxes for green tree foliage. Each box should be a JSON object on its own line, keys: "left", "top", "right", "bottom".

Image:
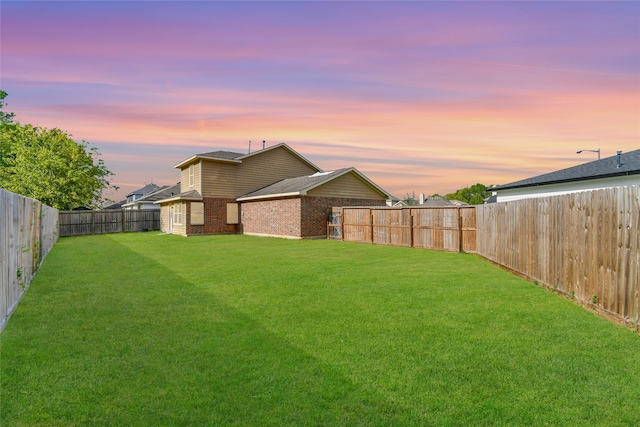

{"left": 0, "top": 124, "right": 114, "bottom": 210}
{"left": 402, "top": 191, "right": 419, "bottom": 206}
{"left": 0, "top": 90, "right": 16, "bottom": 124}
{"left": 443, "top": 183, "right": 490, "bottom": 205}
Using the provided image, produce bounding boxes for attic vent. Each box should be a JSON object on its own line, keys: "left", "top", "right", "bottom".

{"left": 310, "top": 171, "right": 333, "bottom": 177}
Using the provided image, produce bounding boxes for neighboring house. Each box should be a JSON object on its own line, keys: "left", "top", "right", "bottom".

{"left": 387, "top": 198, "right": 407, "bottom": 207}
{"left": 387, "top": 195, "right": 458, "bottom": 207}
{"left": 491, "top": 149, "right": 640, "bottom": 202}
{"left": 103, "top": 200, "right": 126, "bottom": 210}
{"left": 445, "top": 199, "right": 469, "bottom": 207}
{"left": 122, "top": 183, "right": 180, "bottom": 210}
{"left": 125, "top": 183, "right": 160, "bottom": 205}
{"left": 155, "top": 143, "right": 391, "bottom": 238}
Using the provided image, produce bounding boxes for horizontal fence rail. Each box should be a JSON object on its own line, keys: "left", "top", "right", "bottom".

{"left": 1, "top": 188, "right": 59, "bottom": 332}
{"left": 59, "top": 210, "right": 160, "bottom": 237}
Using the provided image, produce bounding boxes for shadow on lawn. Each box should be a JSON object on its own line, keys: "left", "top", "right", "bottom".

{"left": 2, "top": 234, "right": 408, "bottom": 426}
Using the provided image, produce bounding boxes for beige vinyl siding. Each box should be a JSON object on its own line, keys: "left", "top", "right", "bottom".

{"left": 159, "top": 205, "right": 171, "bottom": 232}
{"left": 200, "top": 161, "right": 239, "bottom": 197}
{"left": 200, "top": 146, "right": 319, "bottom": 197}
{"left": 180, "top": 161, "right": 202, "bottom": 193}
{"left": 308, "top": 172, "right": 386, "bottom": 199}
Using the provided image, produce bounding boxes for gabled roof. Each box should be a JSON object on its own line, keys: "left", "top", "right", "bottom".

{"left": 236, "top": 168, "right": 391, "bottom": 201}
{"left": 174, "top": 151, "right": 244, "bottom": 168}
{"left": 122, "top": 183, "right": 181, "bottom": 207}
{"left": 173, "top": 143, "right": 321, "bottom": 172}
{"left": 103, "top": 200, "right": 126, "bottom": 210}
{"left": 196, "top": 150, "right": 245, "bottom": 160}
{"left": 126, "top": 183, "right": 160, "bottom": 197}
{"left": 422, "top": 197, "right": 458, "bottom": 207}
{"left": 492, "top": 149, "right": 640, "bottom": 191}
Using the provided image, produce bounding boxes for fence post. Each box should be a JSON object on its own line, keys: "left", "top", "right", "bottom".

{"left": 458, "top": 208, "right": 463, "bottom": 253}
{"left": 370, "top": 211, "right": 374, "bottom": 244}
{"left": 410, "top": 209, "right": 414, "bottom": 248}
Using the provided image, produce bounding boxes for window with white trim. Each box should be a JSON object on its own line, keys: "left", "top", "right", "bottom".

{"left": 188, "top": 164, "right": 195, "bottom": 187}
{"left": 173, "top": 203, "right": 183, "bottom": 225}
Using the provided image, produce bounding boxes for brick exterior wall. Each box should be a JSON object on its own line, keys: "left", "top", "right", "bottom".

{"left": 186, "top": 197, "right": 239, "bottom": 235}
{"left": 241, "top": 198, "right": 302, "bottom": 238}
{"left": 301, "top": 196, "right": 386, "bottom": 238}
{"left": 241, "top": 196, "right": 386, "bottom": 239}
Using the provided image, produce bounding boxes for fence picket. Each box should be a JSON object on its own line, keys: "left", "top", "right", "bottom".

{"left": 58, "top": 209, "right": 160, "bottom": 236}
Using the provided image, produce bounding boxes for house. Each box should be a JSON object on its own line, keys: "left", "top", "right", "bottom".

{"left": 237, "top": 168, "right": 390, "bottom": 238}
{"left": 103, "top": 200, "right": 126, "bottom": 210}
{"left": 155, "top": 143, "right": 391, "bottom": 238}
{"left": 491, "top": 149, "right": 640, "bottom": 202}
{"left": 125, "top": 183, "right": 160, "bottom": 205}
{"left": 122, "top": 183, "right": 180, "bottom": 210}
{"left": 386, "top": 194, "right": 458, "bottom": 207}
{"left": 422, "top": 196, "right": 460, "bottom": 207}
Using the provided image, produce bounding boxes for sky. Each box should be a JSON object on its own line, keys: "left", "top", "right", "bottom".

{"left": 2, "top": 1, "right": 639, "bottom": 202}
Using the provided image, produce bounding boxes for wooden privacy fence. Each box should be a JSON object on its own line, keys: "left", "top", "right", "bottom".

{"left": 330, "top": 185, "right": 639, "bottom": 325}
{"left": 329, "top": 206, "right": 477, "bottom": 253}
{"left": 476, "top": 185, "right": 639, "bottom": 325}
{"left": 59, "top": 209, "right": 160, "bottom": 236}
{"left": 1, "top": 188, "right": 59, "bottom": 332}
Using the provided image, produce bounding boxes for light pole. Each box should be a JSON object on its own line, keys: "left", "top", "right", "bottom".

{"left": 576, "top": 148, "right": 600, "bottom": 160}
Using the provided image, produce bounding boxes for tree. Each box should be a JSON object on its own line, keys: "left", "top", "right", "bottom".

{"left": 0, "top": 124, "right": 114, "bottom": 210}
{"left": 443, "top": 183, "right": 490, "bottom": 205}
{"left": 403, "top": 191, "right": 419, "bottom": 206}
{"left": 0, "top": 90, "right": 16, "bottom": 124}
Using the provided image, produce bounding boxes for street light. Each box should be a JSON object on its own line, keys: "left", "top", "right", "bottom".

{"left": 576, "top": 148, "right": 600, "bottom": 160}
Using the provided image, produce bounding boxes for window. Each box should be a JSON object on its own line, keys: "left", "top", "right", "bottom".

{"left": 191, "top": 202, "right": 204, "bottom": 225}
{"left": 173, "top": 203, "right": 183, "bottom": 225}
{"left": 188, "top": 164, "right": 195, "bottom": 187}
{"left": 227, "top": 203, "right": 239, "bottom": 224}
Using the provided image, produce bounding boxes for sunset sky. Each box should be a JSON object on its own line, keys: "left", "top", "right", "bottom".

{"left": 2, "top": 1, "right": 638, "bottom": 202}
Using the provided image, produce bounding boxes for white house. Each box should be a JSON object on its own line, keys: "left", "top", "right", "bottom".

{"left": 491, "top": 150, "right": 640, "bottom": 202}
{"left": 122, "top": 183, "right": 180, "bottom": 210}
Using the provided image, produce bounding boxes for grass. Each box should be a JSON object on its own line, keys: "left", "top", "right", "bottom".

{"left": 1, "top": 233, "right": 639, "bottom": 426}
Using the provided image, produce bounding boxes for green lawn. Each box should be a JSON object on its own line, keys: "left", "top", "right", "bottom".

{"left": 2, "top": 233, "right": 639, "bottom": 426}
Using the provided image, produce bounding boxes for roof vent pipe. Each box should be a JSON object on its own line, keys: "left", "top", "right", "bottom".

{"left": 616, "top": 151, "right": 622, "bottom": 168}
{"left": 262, "top": 140, "right": 266, "bottom": 150}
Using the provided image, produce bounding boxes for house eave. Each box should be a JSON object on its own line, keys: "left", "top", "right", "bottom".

{"left": 492, "top": 170, "right": 640, "bottom": 192}
{"left": 154, "top": 195, "right": 204, "bottom": 204}
{"left": 122, "top": 201, "right": 155, "bottom": 208}
{"left": 174, "top": 155, "right": 242, "bottom": 169}
{"left": 236, "top": 191, "right": 304, "bottom": 202}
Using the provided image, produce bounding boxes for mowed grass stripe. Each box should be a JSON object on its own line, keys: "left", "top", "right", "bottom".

{"left": 1, "top": 233, "right": 638, "bottom": 426}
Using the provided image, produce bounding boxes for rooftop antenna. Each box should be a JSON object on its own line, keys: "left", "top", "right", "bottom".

{"left": 248, "top": 140, "right": 251, "bottom": 154}
{"left": 576, "top": 148, "right": 600, "bottom": 160}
